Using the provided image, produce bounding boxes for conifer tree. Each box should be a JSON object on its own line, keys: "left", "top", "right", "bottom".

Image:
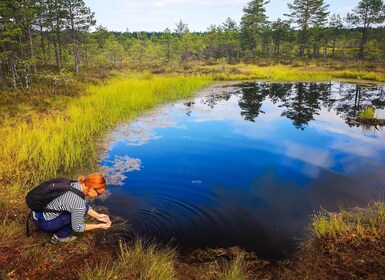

{"left": 62, "top": 0, "right": 95, "bottom": 72}
{"left": 222, "top": 18, "right": 240, "bottom": 61}
{"left": 271, "top": 18, "right": 291, "bottom": 54}
{"left": 286, "top": 0, "right": 329, "bottom": 56}
{"left": 346, "top": 0, "right": 385, "bottom": 59}
{"left": 240, "top": 0, "right": 270, "bottom": 57}
{"left": 328, "top": 14, "right": 343, "bottom": 57}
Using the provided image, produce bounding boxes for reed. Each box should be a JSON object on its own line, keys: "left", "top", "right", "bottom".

{"left": 0, "top": 73, "right": 212, "bottom": 191}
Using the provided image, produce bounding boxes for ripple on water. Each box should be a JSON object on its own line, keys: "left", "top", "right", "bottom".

{"left": 97, "top": 82, "right": 385, "bottom": 259}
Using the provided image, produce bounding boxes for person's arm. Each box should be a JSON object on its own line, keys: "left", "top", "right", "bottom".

{"left": 71, "top": 207, "right": 112, "bottom": 232}
{"left": 87, "top": 208, "right": 111, "bottom": 223}
{"left": 85, "top": 221, "right": 111, "bottom": 231}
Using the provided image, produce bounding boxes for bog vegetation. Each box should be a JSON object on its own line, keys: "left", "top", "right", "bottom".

{"left": 1, "top": 0, "right": 385, "bottom": 89}
{"left": 1, "top": 0, "right": 385, "bottom": 279}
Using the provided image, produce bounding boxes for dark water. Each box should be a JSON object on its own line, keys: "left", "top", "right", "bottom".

{"left": 97, "top": 81, "right": 385, "bottom": 259}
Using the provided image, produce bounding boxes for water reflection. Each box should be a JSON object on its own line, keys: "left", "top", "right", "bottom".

{"left": 98, "top": 81, "right": 385, "bottom": 259}
{"left": 198, "top": 82, "right": 385, "bottom": 130}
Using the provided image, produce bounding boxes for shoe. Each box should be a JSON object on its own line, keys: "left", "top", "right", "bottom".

{"left": 50, "top": 235, "right": 77, "bottom": 244}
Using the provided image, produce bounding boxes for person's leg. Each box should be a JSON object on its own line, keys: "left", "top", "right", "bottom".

{"left": 34, "top": 213, "right": 73, "bottom": 238}
{"left": 53, "top": 214, "right": 73, "bottom": 238}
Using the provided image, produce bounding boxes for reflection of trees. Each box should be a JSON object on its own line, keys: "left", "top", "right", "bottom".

{"left": 335, "top": 84, "right": 385, "bottom": 127}
{"left": 189, "top": 82, "right": 385, "bottom": 129}
{"left": 238, "top": 83, "right": 270, "bottom": 122}
{"left": 200, "top": 91, "right": 232, "bottom": 109}
{"left": 279, "top": 83, "right": 327, "bottom": 130}
{"left": 183, "top": 101, "right": 195, "bottom": 117}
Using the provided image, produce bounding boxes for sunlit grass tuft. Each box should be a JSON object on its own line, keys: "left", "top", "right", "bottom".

{"left": 216, "top": 252, "right": 249, "bottom": 280}
{"left": 359, "top": 106, "right": 375, "bottom": 120}
{"left": 312, "top": 202, "right": 385, "bottom": 240}
{"left": 79, "top": 240, "right": 177, "bottom": 280}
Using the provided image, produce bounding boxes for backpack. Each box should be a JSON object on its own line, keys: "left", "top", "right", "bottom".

{"left": 25, "top": 178, "right": 85, "bottom": 236}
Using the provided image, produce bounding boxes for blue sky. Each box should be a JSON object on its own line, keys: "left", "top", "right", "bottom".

{"left": 84, "top": 0, "right": 358, "bottom": 32}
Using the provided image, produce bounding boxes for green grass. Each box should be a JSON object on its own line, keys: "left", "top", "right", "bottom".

{"left": 205, "top": 64, "right": 385, "bottom": 82}
{"left": 216, "top": 252, "right": 249, "bottom": 280}
{"left": 79, "top": 240, "right": 177, "bottom": 280}
{"left": 312, "top": 202, "right": 385, "bottom": 240}
{"left": 359, "top": 106, "right": 375, "bottom": 119}
{"left": 0, "top": 73, "right": 212, "bottom": 191}
{"left": 79, "top": 241, "right": 251, "bottom": 280}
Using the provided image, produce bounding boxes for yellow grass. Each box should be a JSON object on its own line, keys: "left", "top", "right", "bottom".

{"left": 0, "top": 73, "right": 212, "bottom": 192}
{"left": 79, "top": 240, "right": 177, "bottom": 280}
{"left": 312, "top": 203, "right": 385, "bottom": 239}
{"left": 207, "top": 64, "right": 385, "bottom": 82}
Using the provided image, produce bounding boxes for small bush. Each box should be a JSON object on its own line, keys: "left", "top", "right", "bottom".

{"left": 359, "top": 106, "right": 375, "bottom": 119}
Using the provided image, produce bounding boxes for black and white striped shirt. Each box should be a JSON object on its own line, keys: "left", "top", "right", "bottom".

{"left": 43, "top": 182, "right": 90, "bottom": 232}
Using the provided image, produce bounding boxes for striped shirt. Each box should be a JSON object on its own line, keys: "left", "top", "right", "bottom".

{"left": 43, "top": 182, "right": 91, "bottom": 232}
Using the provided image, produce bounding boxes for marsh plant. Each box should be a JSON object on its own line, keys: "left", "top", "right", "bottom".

{"left": 0, "top": 74, "right": 212, "bottom": 192}
{"left": 359, "top": 106, "right": 375, "bottom": 120}
{"left": 312, "top": 202, "right": 385, "bottom": 240}
{"left": 79, "top": 240, "right": 177, "bottom": 280}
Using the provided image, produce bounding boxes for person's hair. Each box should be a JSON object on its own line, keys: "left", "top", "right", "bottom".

{"left": 78, "top": 173, "right": 107, "bottom": 190}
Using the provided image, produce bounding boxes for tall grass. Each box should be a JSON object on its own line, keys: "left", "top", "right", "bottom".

{"left": 79, "top": 240, "right": 177, "bottom": 280}
{"left": 312, "top": 203, "right": 385, "bottom": 239}
{"left": 0, "top": 73, "right": 212, "bottom": 190}
{"left": 209, "top": 64, "right": 385, "bottom": 82}
{"left": 214, "top": 252, "right": 249, "bottom": 280}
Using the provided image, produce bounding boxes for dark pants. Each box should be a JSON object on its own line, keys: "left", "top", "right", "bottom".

{"left": 33, "top": 203, "right": 89, "bottom": 238}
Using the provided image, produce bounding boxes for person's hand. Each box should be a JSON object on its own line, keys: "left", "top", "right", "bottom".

{"left": 97, "top": 214, "right": 110, "bottom": 223}
{"left": 99, "top": 221, "right": 112, "bottom": 230}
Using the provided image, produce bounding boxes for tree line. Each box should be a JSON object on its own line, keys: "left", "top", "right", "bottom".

{"left": 0, "top": 0, "right": 385, "bottom": 89}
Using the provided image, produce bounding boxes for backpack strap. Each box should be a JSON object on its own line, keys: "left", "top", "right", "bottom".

{"left": 42, "top": 185, "right": 85, "bottom": 213}
{"left": 69, "top": 185, "right": 85, "bottom": 199}
{"left": 26, "top": 210, "right": 32, "bottom": 237}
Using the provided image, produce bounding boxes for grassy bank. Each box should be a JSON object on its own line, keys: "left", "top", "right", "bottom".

{"left": 1, "top": 67, "right": 385, "bottom": 279}
{"left": 200, "top": 63, "right": 385, "bottom": 83}
{"left": 0, "top": 73, "right": 212, "bottom": 191}
{"left": 279, "top": 202, "right": 385, "bottom": 279}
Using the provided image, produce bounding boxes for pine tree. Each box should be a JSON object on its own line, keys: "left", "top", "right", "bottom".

{"left": 346, "top": 0, "right": 385, "bottom": 59}
{"left": 222, "top": 18, "right": 240, "bottom": 61}
{"left": 45, "top": 0, "right": 66, "bottom": 72}
{"left": 0, "top": 0, "right": 23, "bottom": 87}
{"left": 271, "top": 18, "right": 291, "bottom": 54}
{"left": 240, "top": 0, "right": 270, "bottom": 58}
{"left": 328, "top": 14, "right": 343, "bottom": 57}
{"left": 286, "top": 0, "right": 329, "bottom": 56}
{"left": 174, "top": 19, "right": 188, "bottom": 36}
{"left": 62, "top": 0, "right": 95, "bottom": 72}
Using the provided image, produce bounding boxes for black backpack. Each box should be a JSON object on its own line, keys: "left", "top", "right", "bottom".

{"left": 25, "top": 178, "right": 85, "bottom": 236}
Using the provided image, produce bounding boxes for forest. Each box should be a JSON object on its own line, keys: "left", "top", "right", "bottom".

{"left": 0, "top": 0, "right": 384, "bottom": 89}
{"left": 1, "top": 1, "right": 385, "bottom": 279}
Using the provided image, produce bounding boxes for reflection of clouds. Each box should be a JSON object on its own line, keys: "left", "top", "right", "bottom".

{"left": 111, "top": 112, "right": 185, "bottom": 146}
{"left": 376, "top": 108, "right": 385, "bottom": 118}
{"left": 99, "top": 109, "right": 185, "bottom": 159}
{"left": 311, "top": 108, "right": 385, "bottom": 159}
{"left": 113, "top": 126, "right": 162, "bottom": 146}
{"left": 283, "top": 142, "right": 333, "bottom": 177}
{"left": 100, "top": 156, "right": 142, "bottom": 186}
{"left": 193, "top": 96, "right": 244, "bottom": 123}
